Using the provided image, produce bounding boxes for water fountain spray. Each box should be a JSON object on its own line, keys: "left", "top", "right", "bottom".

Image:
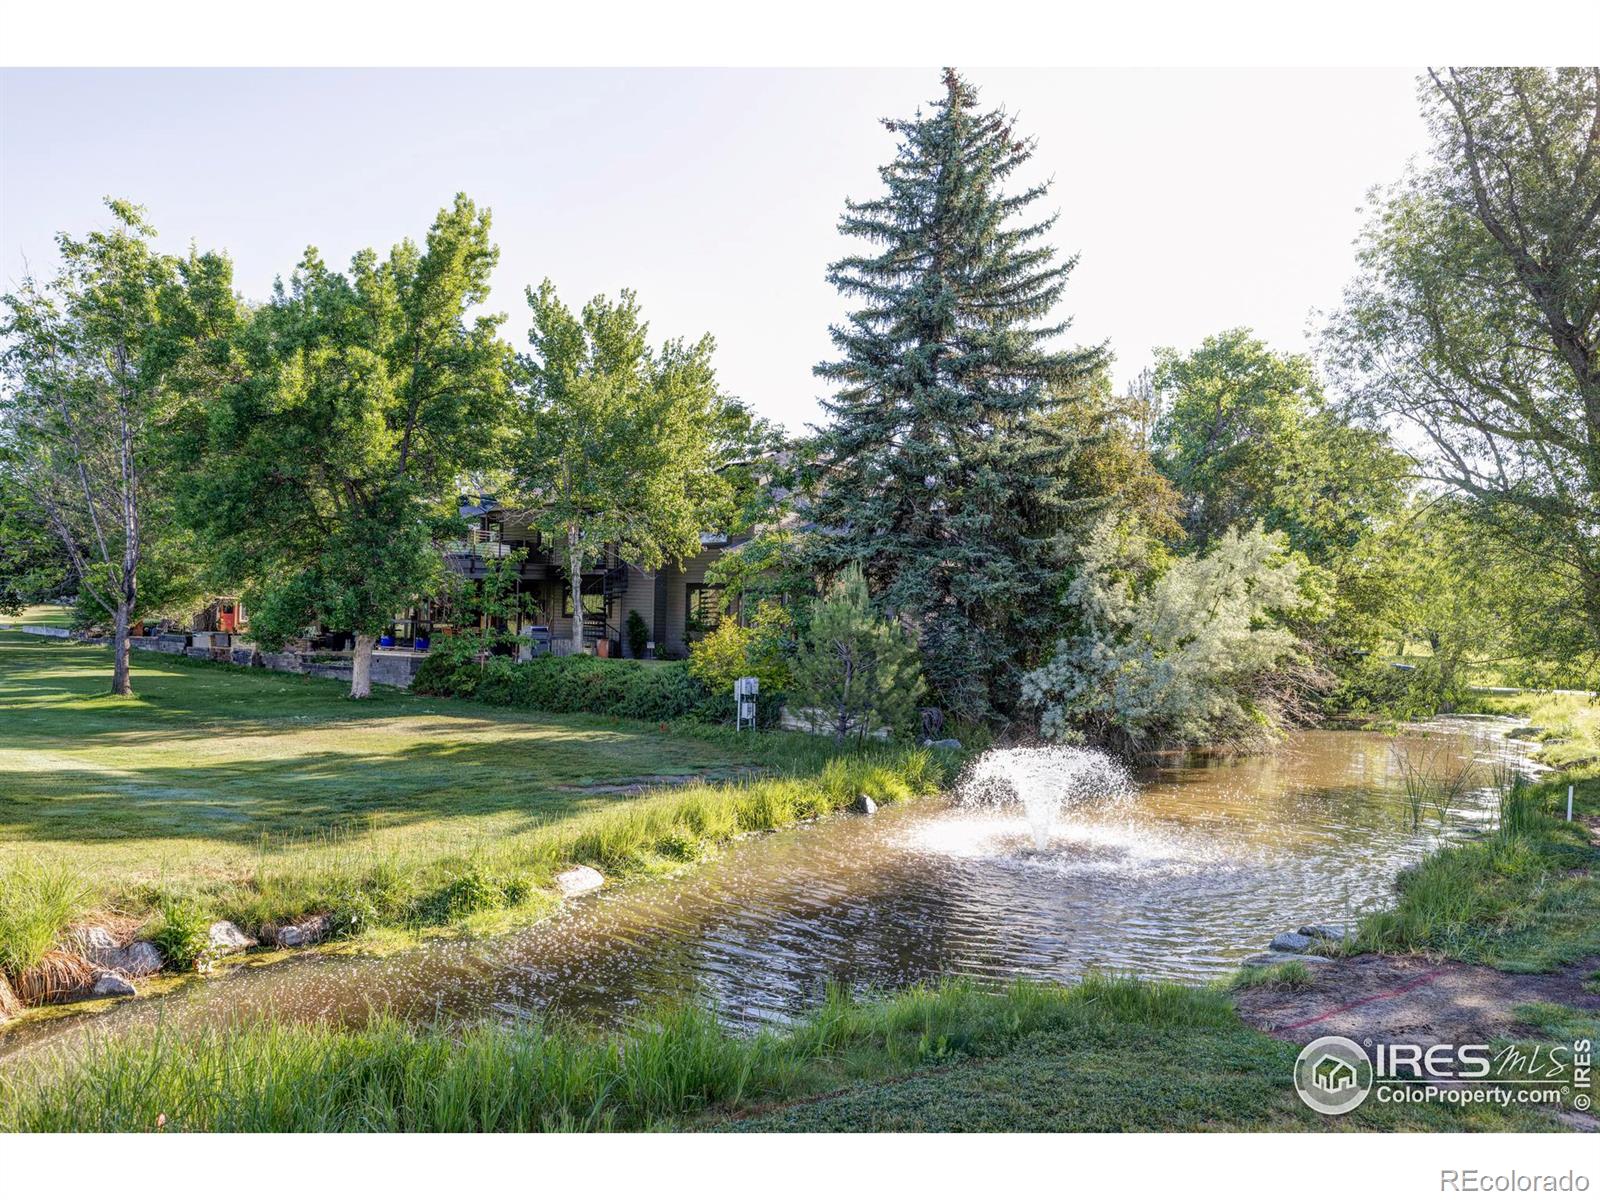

{"left": 959, "top": 746, "right": 1134, "bottom": 849}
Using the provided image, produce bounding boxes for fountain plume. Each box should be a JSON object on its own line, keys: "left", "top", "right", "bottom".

{"left": 959, "top": 746, "right": 1133, "bottom": 849}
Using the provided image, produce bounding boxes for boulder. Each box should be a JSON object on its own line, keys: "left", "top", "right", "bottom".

{"left": 1268, "top": 931, "right": 1314, "bottom": 954}
{"left": 118, "top": 941, "right": 164, "bottom": 977}
{"left": 1297, "top": 923, "right": 1348, "bottom": 942}
{"left": 1241, "top": 951, "right": 1334, "bottom": 967}
{"left": 273, "top": 914, "right": 331, "bottom": 948}
{"left": 925, "top": 738, "right": 963, "bottom": 751}
{"left": 88, "top": 971, "right": 137, "bottom": 998}
{"left": 208, "top": 920, "right": 256, "bottom": 955}
{"left": 555, "top": 865, "right": 604, "bottom": 897}
{"left": 70, "top": 926, "right": 124, "bottom": 970}
{"left": 852, "top": 793, "right": 878, "bottom": 815}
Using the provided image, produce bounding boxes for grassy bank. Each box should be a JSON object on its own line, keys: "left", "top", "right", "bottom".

{"left": 1467, "top": 690, "right": 1600, "bottom": 770}
{"left": 1351, "top": 692, "right": 1600, "bottom": 971}
{"left": 0, "top": 632, "right": 950, "bottom": 980}
{"left": 0, "top": 975, "right": 1568, "bottom": 1133}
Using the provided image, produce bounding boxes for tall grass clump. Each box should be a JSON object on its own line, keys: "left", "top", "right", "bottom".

{"left": 0, "top": 862, "right": 88, "bottom": 982}
{"left": 0, "top": 975, "right": 1236, "bottom": 1132}
{"left": 1389, "top": 734, "right": 1477, "bottom": 831}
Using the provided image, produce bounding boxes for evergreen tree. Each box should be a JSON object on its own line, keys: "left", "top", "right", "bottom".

{"left": 806, "top": 69, "right": 1108, "bottom": 722}
{"left": 792, "top": 565, "right": 923, "bottom": 744}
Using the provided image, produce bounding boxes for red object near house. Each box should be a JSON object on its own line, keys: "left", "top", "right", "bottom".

{"left": 217, "top": 602, "right": 237, "bottom": 633}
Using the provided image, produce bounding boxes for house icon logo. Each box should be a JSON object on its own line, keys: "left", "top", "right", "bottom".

{"left": 1294, "top": 1036, "right": 1373, "bottom": 1115}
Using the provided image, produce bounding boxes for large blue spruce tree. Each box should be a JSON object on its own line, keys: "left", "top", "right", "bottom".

{"left": 808, "top": 69, "right": 1109, "bottom": 722}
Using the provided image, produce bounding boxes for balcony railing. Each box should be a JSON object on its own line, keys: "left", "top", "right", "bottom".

{"left": 444, "top": 529, "right": 544, "bottom": 560}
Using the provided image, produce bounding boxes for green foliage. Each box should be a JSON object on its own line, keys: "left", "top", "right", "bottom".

{"left": 0, "top": 861, "right": 86, "bottom": 980}
{"left": 148, "top": 897, "right": 214, "bottom": 974}
{"left": 1354, "top": 768, "right": 1600, "bottom": 970}
{"left": 412, "top": 864, "right": 509, "bottom": 924}
{"left": 625, "top": 609, "right": 650, "bottom": 659}
{"left": 0, "top": 473, "right": 73, "bottom": 618}
{"left": 1325, "top": 68, "right": 1600, "bottom": 667}
{"left": 515, "top": 281, "right": 745, "bottom": 653}
{"left": 790, "top": 566, "right": 924, "bottom": 743}
{"left": 2, "top": 974, "right": 1552, "bottom": 1133}
{"left": 1022, "top": 519, "right": 1313, "bottom": 749}
{"left": 688, "top": 599, "right": 795, "bottom": 693}
{"left": 805, "top": 70, "right": 1110, "bottom": 722}
{"left": 328, "top": 889, "right": 381, "bottom": 940}
{"left": 1154, "top": 329, "right": 1406, "bottom": 560}
{"left": 0, "top": 199, "right": 238, "bottom": 690}
{"left": 1327, "top": 656, "right": 1470, "bottom": 722}
{"left": 413, "top": 637, "right": 723, "bottom": 722}
{"left": 185, "top": 194, "right": 510, "bottom": 696}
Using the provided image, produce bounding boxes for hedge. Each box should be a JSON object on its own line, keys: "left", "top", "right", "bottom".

{"left": 410, "top": 642, "right": 784, "bottom": 725}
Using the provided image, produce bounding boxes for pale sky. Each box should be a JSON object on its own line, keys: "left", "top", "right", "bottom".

{"left": 0, "top": 68, "right": 1431, "bottom": 432}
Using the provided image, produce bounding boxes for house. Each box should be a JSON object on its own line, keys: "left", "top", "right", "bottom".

{"left": 178, "top": 499, "right": 754, "bottom": 660}
{"left": 1311, "top": 1054, "right": 1359, "bottom": 1094}
{"left": 397, "top": 498, "right": 745, "bottom": 658}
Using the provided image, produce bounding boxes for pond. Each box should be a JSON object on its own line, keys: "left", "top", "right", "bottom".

{"left": 0, "top": 720, "right": 1530, "bottom": 1058}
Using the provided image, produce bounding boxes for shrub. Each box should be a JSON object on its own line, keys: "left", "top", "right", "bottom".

{"left": 412, "top": 865, "right": 507, "bottom": 925}
{"left": 626, "top": 610, "right": 650, "bottom": 659}
{"left": 149, "top": 897, "right": 214, "bottom": 973}
{"left": 688, "top": 600, "right": 795, "bottom": 693}
{"left": 790, "top": 567, "right": 923, "bottom": 743}
{"left": 328, "top": 889, "right": 380, "bottom": 940}
{"left": 412, "top": 635, "right": 783, "bottom": 725}
{"left": 1328, "top": 656, "right": 1469, "bottom": 721}
{"left": 1021, "top": 519, "right": 1311, "bottom": 749}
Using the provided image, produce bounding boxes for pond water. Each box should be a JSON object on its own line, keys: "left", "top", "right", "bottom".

{"left": 0, "top": 720, "right": 1531, "bottom": 1058}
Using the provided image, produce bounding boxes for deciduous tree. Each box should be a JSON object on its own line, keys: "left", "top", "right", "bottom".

{"left": 515, "top": 281, "right": 740, "bottom": 655}
{"left": 0, "top": 199, "right": 235, "bottom": 692}
{"left": 1325, "top": 68, "right": 1600, "bottom": 656}
{"left": 188, "top": 195, "right": 509, "bottom": 698}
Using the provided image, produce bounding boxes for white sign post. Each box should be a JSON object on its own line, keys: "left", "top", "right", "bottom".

{"left": 735, "top": 676, "right": 759, "bottom": 732}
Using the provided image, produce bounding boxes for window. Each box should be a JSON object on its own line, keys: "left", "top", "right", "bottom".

{"left": 685, "top": 585, "right": 725, "bottom": 638}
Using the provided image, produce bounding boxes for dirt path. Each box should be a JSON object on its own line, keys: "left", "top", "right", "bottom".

{"left": 1234, "top": 953, "right": 1600, "bottom": 1045}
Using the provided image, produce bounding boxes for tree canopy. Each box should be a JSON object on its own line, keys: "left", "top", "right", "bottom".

{"left": 514, "top": 281, "right": 744, "bottom": 654}
{"left": 186, "top": 194, "right": 510, "bottom": 697}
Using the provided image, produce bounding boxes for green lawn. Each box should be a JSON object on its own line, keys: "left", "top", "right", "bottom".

{"left": 0, "top": 632, "right": 944, "bottom": 940}
{"left": 0, "top": 605, "right": 76, "bottom": 629}
{"left": 0, "top": 632, "right": 757, "bottom": 888}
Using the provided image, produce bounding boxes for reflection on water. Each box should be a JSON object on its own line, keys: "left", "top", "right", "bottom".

{"left": 0, "top": 721, "right": 1530, "bottom": 1057}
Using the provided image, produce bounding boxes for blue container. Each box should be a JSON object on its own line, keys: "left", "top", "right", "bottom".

{"left": 379, "top": 635, "right": 395, "bottom": 648}
{"left": 414, "top": 636, "right": 430, "bottom": 651}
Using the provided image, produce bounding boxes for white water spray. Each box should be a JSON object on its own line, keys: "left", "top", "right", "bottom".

{"left": 959, "top": 746, "right": 1134, "bottom": 849}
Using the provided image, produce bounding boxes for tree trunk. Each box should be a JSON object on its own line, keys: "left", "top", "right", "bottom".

{"left": 351, "top": 633, "right": 376, "bottom": 699}
{"left": 568, "top": 526, "right": 586, "bottom": 656}
{"left": 111, "top": 601, "right": 133, "bottom": 696}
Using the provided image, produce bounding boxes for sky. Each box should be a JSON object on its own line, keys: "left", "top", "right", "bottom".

{"left": 0, "top": 68, "right": 1432, "bottom": 433}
